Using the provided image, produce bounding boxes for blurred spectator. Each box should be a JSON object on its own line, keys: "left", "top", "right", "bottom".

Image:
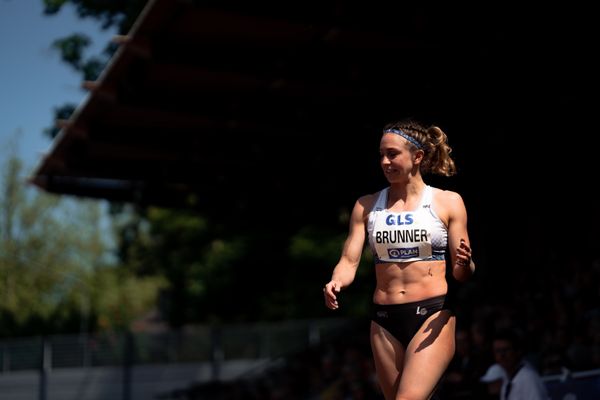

{"left": 479, "top": 363, "right": 507, "bottom": 400}
{"left": 492, "top": 329, "right": 549, "bottom": 400}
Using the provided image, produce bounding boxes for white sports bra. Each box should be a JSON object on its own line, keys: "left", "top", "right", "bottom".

{"left": 367, "top": 185, "right": 447, "bottom": 263}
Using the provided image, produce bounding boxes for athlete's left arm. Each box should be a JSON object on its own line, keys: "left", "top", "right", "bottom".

{"left": 443, "top": 190, "right": 475, "bottom": 282}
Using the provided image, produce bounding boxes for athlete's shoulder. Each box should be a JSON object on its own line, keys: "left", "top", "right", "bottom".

{"left": 356, "top": 188, "right": 384, "bottom": 212}
{"left": 430, "top": 187, "right": 467, "bottom": 219}
{"left": 431, "top": 187, "right": 464, "bottom": 203}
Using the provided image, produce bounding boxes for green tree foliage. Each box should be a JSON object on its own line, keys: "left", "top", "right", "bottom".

{"left": 43, "top": 103, "right": 76, "bottom": 139}
{"left": 0, "top": 150, "right": 165, "bottom": 336}
{"left": 43, "top": 0, "right": 148, "bottom": 31}
{"left": 113, "top": 206, "right": 255, "bottom": 326}
{"left": 42, "top": 0, "right": 148, "bottom": 128}
{"left": 109, "top": 203, "right": 373, "bottom": 326}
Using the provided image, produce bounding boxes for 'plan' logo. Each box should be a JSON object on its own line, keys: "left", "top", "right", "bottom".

{"left": 388, "top": 247, "right": 418, "bottom": 259}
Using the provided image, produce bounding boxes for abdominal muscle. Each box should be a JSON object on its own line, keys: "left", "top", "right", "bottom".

{"left": 373, "top": 260, "right": 448, "bottom": 304}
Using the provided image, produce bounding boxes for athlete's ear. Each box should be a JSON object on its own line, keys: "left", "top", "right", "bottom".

{"left": 413, "top": 149, "right": 424, "bottom": 164}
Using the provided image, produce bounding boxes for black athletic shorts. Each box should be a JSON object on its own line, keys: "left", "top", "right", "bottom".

{"left": 371, "top": 294, "right": 453, "bottom": 348}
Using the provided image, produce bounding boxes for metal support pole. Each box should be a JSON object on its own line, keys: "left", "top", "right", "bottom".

{"left": 39, "top": 336, "right": 51, "bottom": 400}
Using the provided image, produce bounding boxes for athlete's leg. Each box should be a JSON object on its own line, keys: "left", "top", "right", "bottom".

{"left": 396, "top": 310, "right": 456, "bottom": 400}
{"left": 370, "top": 321, "right": 406, "bottom": 400}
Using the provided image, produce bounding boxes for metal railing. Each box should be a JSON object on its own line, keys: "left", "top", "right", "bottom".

{"left": 0, "top": 318, "right": 358, "bottom": 400}
{"left": 0, "top": 317, "right": 354, "bottom": 372}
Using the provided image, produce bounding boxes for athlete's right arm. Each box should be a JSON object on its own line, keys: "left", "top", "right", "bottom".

{"left": 324, "top": 195, "right": 370, "bottom": 310}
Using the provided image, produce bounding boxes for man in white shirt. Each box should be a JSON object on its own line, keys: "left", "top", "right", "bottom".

{"left": 492, "top": 329, "right": 549, "bottom": 400}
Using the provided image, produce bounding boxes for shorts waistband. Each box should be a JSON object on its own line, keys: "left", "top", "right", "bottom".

{"left": 372, "top": 294, "right": 448, "bottom": 311}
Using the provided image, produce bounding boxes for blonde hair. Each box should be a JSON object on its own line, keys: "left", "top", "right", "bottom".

{"left": 383, "top": 119, "right": 456, "bottom": 176}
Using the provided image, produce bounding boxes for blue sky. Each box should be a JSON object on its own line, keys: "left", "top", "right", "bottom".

{"left": 0, "top": 0, "right": 117, "bottom": 176}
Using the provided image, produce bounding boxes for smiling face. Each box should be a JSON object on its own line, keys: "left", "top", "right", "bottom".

{"left": 379, "top": 133, "right": 422, "bottom": 183}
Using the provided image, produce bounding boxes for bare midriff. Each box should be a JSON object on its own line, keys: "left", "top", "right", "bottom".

{"left": 373, "top": 259, "right": 447, "bottom": 304}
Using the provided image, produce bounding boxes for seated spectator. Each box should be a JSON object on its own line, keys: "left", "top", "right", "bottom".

{"left": 492, "top": 329, "right": 549, "bottom": 400}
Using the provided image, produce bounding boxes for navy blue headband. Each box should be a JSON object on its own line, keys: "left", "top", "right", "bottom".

{"left": 383, "top": 128, "right": 423, "bottom": 149}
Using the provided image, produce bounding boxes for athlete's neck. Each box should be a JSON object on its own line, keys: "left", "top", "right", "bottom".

{"left": 388, "top": 179, "right": 426, "bottom": 202}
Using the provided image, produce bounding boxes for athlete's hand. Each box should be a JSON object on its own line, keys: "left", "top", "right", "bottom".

{"left": 455, "top": 239, "right": 472, "bottom": 269}
{"left": 323, "top": 280, "right": 342, "bottom": 310}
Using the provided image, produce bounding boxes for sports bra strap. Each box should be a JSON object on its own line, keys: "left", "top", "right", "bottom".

{"left": 419, "top": 185, "right": 432, "bottom": 208}
{"left": 373, "top": 188, "right": 388, "bottom": 211}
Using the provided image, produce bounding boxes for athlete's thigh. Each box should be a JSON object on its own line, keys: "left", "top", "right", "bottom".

{"left": 370, "top": 321, "right": 406, "bottom": 400}
{"left": 397, "top": 310, "right": 456, "bottom": 399}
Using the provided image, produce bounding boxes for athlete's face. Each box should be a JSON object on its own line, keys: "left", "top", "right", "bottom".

{"left": 379, "top": 133, "right": 420, "bottom": 182}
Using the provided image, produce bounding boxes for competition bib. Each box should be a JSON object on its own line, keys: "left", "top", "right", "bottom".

{"left": 370, "top": 210, "right": 432, "bottom": 262}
